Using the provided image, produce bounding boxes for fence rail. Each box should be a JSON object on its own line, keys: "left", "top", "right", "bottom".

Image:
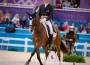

{"left": 0, "top": 37, "right": 33, "bottom": 52}
{"left": 75, "top": 42, "right": 90, "bottom": 57}
{"left": 0, "top": 37, "right": 90, "bottom": 57}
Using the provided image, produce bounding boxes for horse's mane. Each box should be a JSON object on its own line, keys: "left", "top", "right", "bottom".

{"left": 34, "top": 16, "right": 40, "bottom": 26}
{"left": 33, "top": 16, "right": 41, "bottom": 31}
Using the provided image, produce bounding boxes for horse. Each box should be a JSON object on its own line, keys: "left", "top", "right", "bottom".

{"left": 64, "top": 26, "right": 79, "bottom": 54}
{"left": 25, "top": 12, "right": 69, "bottom": 65}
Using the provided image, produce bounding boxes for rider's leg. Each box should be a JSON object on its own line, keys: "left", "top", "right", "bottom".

{"left": 45, "top": 20, "right": 53, "bottom": 34}
{"left": 41, "top": 21, "right": 49, "bottom": 38}
{"left": 45, "top": 21, "right": 53, "bottom": 50}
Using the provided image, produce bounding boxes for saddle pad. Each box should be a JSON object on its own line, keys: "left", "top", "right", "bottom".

{"left": 42, "top": 23, "right": 56, "bottom": 38}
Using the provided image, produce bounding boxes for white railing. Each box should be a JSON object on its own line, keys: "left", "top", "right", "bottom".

{"left": 75, "top": 42, "right": 90, "bottom": 57}
{"left": 0, "top": 37, "right": 33, "bottom": 52}
{"left": 0, "top": 37, "right": 90, "bottom": 64}
{"left": 0, "top": 37, "right": 90, "bottom": 57}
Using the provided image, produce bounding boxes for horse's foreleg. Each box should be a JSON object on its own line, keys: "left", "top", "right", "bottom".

{"left": 43, "top": 46, "right": 49, "bottom": 59}
{"left": 25, "top": 48, "right": 36, "bottom": 65}
{"left": 55, "top": 42, "right": 60, "bottom": 61}
{"left": 36, "top": 48, "right": 43, "bottom": 65}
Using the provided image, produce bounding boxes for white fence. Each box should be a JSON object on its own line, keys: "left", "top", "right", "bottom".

{"left": 0, "top": 37, "right": 33, "bottom": 52}
{"left": 0, "top": 37, "right": 90, "bottom": 57}
{"left": 75, "top": 42, "right": 90, "bottom": 57}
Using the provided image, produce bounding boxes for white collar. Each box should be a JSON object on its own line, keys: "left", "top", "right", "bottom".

{"left": 45, "top": 3, "right": 49, "bottom": 7}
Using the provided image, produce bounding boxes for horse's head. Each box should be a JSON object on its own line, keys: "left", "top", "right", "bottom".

{"left": 27, "top": 12, "right": 40, "bottom": 32}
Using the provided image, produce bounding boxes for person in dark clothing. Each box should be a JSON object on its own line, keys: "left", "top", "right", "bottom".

{"left": 20, "top": 16, "right": 26, "bottom": 29}
{"left": 54, "top": 0, "right": 62, "bottom": 9}
{"left": 58, "top": 23, "right": 64, "bottom": 31}
{"left": 37, "top": 0, "right": 54, "bottom": 49}
{"left": 71, "top": 0, "right": 80, "bottom": 8}
{"left": 38, "top": 0, "right": 53, "bottom": 21}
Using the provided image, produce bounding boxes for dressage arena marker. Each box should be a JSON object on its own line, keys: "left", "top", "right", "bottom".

{"left": 44, "top": 51, "right": 60, "bottom": 65}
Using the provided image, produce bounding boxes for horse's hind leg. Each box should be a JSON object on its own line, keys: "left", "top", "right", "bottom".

{"left": 55, "top": 42, "right": 60, "bottom": 61}
{"left": 36, "top": 48, "right": 43, "bottom": 65}
{"left": 25, "top": 48, "right": 36, "bottom": 65}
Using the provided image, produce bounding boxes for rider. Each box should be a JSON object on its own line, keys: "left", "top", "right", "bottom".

{"left": 36, "top": 0, "right": 54, "bottom": 49}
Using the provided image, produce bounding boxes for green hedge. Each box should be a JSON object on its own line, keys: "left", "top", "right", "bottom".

{"left": 63, "top": 54, "right": 86, "bottom": 63}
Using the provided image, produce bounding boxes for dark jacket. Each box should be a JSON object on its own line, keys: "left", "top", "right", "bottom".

{"left": 20, "top": 19, "right": 26, "bottom": 28}
{"left": 39, "top": 4, "right": 53, "bottom": 21}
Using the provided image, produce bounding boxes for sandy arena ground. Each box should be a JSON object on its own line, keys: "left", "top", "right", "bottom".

{"left": 0, "top": 50, "right": 90, "bottom": 65}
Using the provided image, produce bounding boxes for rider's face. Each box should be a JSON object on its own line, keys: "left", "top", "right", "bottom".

{"left": 44, "top": 0, "right": 50, "bottom": 4}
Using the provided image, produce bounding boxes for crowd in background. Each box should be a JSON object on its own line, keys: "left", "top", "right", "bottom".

{"left": 0, "top": 9, "right": 90, "bottom": 34}
{"left": 1, "top": 0, "right": 80, "bottom": 9}
{"left": 3, "top": 0, "right": 8, "bottom": 3}
{"left": 58, "top": 21, "right": 90, "bottom": 34}
{"left": 0, "top": 10, "right": 28, "bottom": 29}
{"left": 54, "top": 0, "right": 80, "bottom": 9}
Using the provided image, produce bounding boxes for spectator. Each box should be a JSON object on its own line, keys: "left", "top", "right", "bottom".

{"left": 3, "top": 0, "right": 8, "bottom": 5}
{"left": 87, "top": 22, "right": 90, "bottom": 29}
{"left": 54, "top": 0, "right": 62, "bottom": 9}
{"left": 12, "top": 14, "right": 20, "bottom": 28}
{"left": 79, "top": 24, "right": 84, "bottom": 33}
{"left": 20, "top": 16, "right": 27, "bottom": 29}
{"left": 62, "top": 21, "right": 69, "bottom": 31}
{"left": 58, "top": 22, "right": 64, "bottom": 31}
{"left": 4, "top": 10, "right": 11, "bottom": 23}
{"left": 62, "top": 0, "right": 71, "bottom": 7}
{"left": 3, "top": 0, "right": 8, "bottom": 3}
{"left": 0, "top": 15, "right": 5, "bottom": 23}
{"left": 71, "top": 22, "right": 78, "bottom": 31}
{"left": 81, "top": 27, "right": 87, "bottom": 34}
{"left": 0, "top": 10, "right": 5, "bottom": 23}
{"left": 0, "top": 10, "right": 3, "bottom": 17}
{"left": 71, "top": 0, "right": 80, "bottom": 8}
{"left": 75, "top": 0, "right": 80, "bottom": 7}
{"left": 52, "top": 0, "right": 63, "bottom": 6}
{"left": 86, "top": 22, "right": 90, "bottom": 34}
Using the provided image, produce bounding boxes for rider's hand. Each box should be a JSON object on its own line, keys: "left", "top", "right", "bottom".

{"left": 41, "top": 18, "right": 46, "bottom": 22}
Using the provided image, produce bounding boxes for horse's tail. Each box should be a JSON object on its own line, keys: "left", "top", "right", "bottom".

{"left": 60, "top": 41, "right": 69, "bottom": 54}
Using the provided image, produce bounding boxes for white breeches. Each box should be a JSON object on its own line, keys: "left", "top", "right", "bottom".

{"left": 40, "top": 18, "right": 53, "bottom": 34}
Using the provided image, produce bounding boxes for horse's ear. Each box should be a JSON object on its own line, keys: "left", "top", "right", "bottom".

{"left": 26, "top": 11, "right": 32, "bottom": 16}
{"left": 26, "top": 11, "right": 36, "bottom": 20}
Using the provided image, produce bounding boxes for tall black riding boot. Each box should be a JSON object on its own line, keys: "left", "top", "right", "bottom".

{"left": 48, "top": 34, "right": 53, "bottom": 50}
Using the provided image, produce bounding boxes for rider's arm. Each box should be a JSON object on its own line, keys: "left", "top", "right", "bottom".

{"left": 46, "top": 5, "right": 53, "bottom": 21}
{"left": 61, "top": 37, "right": 73, "bottom": 41}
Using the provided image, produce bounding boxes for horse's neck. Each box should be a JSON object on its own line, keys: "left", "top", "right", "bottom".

{"left": 34, "top": 17, "right": 41, "bottom": 33}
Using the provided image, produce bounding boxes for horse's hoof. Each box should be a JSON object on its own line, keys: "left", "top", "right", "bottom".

{"left": 40, "top": 62, "right": 43, "bottom": 65}
{"left": 25, "top": 62, "right": 29, "bottom": 65}
{"left": 41, "top": 64, "right": 43, "bottom": 65}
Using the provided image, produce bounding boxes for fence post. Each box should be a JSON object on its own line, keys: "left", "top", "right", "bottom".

{"left": 84, "top": 42, "right": 87, "bottom": 57}
{"left": 25, "top": 38, "right": 28, "bottom": 52}
{"left": 1, "top": 37, "right": 9, "bottom": 50}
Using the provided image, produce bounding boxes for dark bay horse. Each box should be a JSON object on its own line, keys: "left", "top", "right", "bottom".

{"left": 25, "top": 13, "right": 68, "bottom": 65}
